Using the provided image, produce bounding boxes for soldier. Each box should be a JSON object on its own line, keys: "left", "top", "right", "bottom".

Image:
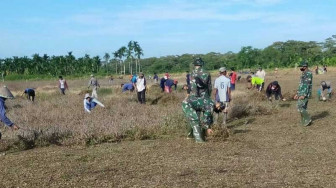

{"left": 182, "top": 58, "right": 214, "bottom": 143}
{"left": 293, "top": 61, "right": 313, "bottom": 126}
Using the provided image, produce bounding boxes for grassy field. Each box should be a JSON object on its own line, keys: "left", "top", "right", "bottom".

{"left": 1, "top": 68, "right": 336, "bottom": 187}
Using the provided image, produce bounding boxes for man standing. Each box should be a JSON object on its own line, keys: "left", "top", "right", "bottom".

{"left": 88, "top": 74, "right": 100, "bottom": 99}
{"left": 22, "top": 88, "right": 35, "bottom": 102}
{"left": 182, "top": 58, "right": 214, "bottom": 143}
{"left": 153, "top": 73, "right": 159, "bottom": 84}
{"left": 186, "top": 71, "right": 191, "bottom": 86}
{"left": 134, "top": 72, "right": 146, "bottom": 104}
{"left": 0, "top": 86, "right": 19, "bottom": 139}
{"left": 256, "top": 67, "right": 266, "bottom": 81}
{"left": 214, "top": 67, "right": 231, "bottom": 125}
{"left": 160, "top": 76, "right": 167, "bottom": 92}
{"left": 294, "top": 61, "right": 313, "bottom": 126}
{"left": 58, "top": 76, "right": 68, "bottom": 95}
{"left": 230, "top": 67, "right": 237, "bottom": 91}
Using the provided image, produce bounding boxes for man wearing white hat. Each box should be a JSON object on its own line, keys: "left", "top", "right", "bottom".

{"left": 88, "top": 74, "right": 100, "bottom": 99}
{"left": 213, "top": 67, "right": 231, "bottom": 125}
{"left": 83, "top": 93, "right": 105, "bottom": 113}
{"left": 0, "top": 86, "right": 19, "bottom": 139}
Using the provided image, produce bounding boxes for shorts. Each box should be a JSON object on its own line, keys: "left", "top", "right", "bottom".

{"left": 230, "top": 83, "right": 235, "bottom": 90}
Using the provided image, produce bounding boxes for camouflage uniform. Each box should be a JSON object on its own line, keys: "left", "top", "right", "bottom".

{"left": 297, "top": 63, "right": 313, "bottom": 126}
{"left": 182, "top": 58, "right": 214, "bottom": 142}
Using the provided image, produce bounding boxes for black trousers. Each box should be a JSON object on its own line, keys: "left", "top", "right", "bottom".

{"left": 137, "top": 89, "right": 146, "bottom": 104}
{"left": 266, "top": 91, "right": 281, "bottom": 100}
{"left": 27, "top": 90, "right": 35, "bottom": 102}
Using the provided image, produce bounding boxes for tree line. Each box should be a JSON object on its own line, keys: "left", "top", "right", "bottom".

{"left": 1, "top": 35, "right": 336, "bottom": 79}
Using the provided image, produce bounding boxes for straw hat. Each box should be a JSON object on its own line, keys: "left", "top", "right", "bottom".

{"left": 0, "top": 86, "right": 14, "bottom": 99}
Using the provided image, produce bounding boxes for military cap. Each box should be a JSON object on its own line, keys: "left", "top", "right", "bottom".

{"left": 298, "top": 61, "right": 308, "bottom": 67}
{"left": 193, "top": 57, "right": 204, "bottom": 66}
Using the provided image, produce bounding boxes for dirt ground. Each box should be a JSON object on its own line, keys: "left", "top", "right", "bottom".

{"left": 1, "top": 69, "right": 336, "bottom": 187}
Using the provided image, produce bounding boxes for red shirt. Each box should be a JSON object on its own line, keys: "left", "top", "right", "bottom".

{"left": 230, "top": 72, "right": 237, "bottom": 84}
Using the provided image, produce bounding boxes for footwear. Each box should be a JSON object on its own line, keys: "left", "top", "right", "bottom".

{"left": 192, "top": 125, "right": 205, "bottom": 143}
{"left": 196, "top": 140, "right": 206, "bottom": 143}
{"left": 302, "top": 111, "right": 312, "bottom": 126}
{"left": 304, "top": 119, "right": 312, "bottom": 126}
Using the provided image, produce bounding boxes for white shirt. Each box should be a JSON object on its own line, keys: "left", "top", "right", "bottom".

{"left": 136, "top": 78, "right": 146, "bottom": 92}
{"left": 214, "top": 75, "right": 231, "bottom": 102}
{"left": 59, "top": 79, "right": 65, "bottom": 88}
{"left": 256, "top": 70, "right": 266, "bottom": 80}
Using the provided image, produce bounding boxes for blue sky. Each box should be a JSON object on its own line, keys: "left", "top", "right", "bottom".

{"left": 0, "top": 0, "right": 335, "bottom": 58}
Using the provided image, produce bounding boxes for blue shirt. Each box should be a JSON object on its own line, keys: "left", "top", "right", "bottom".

{"left": 122, "top": 83, "right": 134, "bottom": 92}
{"left": 24, "top": 88, "right": 34, "bottom": 93}
{"left": 214, "top": 75, "right": 231, "bottom": 102}
{"left": 0, "top": 97, "right": 13, "bottom": 126}
{"left": 131, "top": 75, "right": 137, "bottom": 83}
{"left": 165, "top": 79, "right": 174, "bottom": 88}
{"left": 83, "top": 98, "right": 104, "bottom": 113}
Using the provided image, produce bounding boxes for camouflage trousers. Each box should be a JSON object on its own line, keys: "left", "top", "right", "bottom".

{"left": 182, "top": 97, "right": 214, "bottom": 142}
{"left": 297, "top": 98, "right": 311, "bottom": 126}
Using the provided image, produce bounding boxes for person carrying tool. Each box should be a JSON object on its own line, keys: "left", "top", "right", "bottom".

{"left": 22, "top": 88, "right": 36, "bottom": 102}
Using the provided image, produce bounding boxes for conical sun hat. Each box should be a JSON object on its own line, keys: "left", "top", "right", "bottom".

{"left": 0, "top": 86, "right": 14, "bottom": 99}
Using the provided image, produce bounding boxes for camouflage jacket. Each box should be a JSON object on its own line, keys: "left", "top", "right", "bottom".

{"left": 297, "top": 70, "right": 313, "bottom": 97}
{"left": 189, "top": 67, "right": 212, "bottom": 98}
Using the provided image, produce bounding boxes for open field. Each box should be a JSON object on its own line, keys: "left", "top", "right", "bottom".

{"left": 1, "top": 68, "right": 336, "bottom": 187}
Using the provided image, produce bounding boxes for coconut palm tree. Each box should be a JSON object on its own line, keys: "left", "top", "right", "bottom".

{"left": 117, "top": 46, "right": 127, "bottom": 75}
{"left": 113, "top": 51, "right": 119, "bottom": 74}
{"left": 126, "top": 41, "right": 135, "bottom": 74}
{"left": 133, "top": 41, "right": 144, "bottom": 73}
{"left": 103, "top": 52, "right": 110, "bottom": 74}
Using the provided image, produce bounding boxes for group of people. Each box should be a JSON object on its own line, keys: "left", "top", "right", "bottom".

{"left": 0, "top": 58, "right": 333, "bottom": 142}
{"left": 160, "top": 73, "right": 178, "bottom": 93}
{"left": 121, "top": 72, "right": 147, "bottom": 104}
{"left": 181, "top": 58, "right": 332, "bottom": 143}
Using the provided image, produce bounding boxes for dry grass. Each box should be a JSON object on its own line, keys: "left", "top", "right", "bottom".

{"left": 1, "top": 68, "right": 336, "bottom": 187}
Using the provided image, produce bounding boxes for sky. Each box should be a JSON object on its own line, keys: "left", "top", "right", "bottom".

{"left": 0, "top": 0, "right": 335, "bottom": 58}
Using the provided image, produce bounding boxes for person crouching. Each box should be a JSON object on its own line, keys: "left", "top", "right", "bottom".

{"left": 266, "top": 81, "right": 286, "bottom": 101}
{"left": 83, "top": 93, "right": 105, "bottom": 113}
{"left": 22, "top": 88, "right": 35, "bottom": 102}
{"left": 318, "top": 81, "right": 332, "bottom": 101}
{"left": 246, "top": 75, "right": 264, "bottom": 91}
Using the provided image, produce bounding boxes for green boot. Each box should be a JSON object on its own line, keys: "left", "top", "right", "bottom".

{"left": 300, "top": 113, "right": 304, "bottom": 126}
{"left": 192, "top": 125, "right": 205, "bottom": 143}
{"left": 302, "top": 111, "right": 312, "bottom": 126}
{"left": 187, "top": 124, "right": 194, "bottom": 139}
